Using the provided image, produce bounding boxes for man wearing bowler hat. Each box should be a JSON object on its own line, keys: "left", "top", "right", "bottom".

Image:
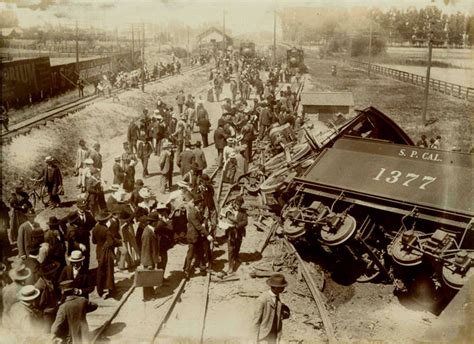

{"left": 51, "top": 279, "right": 98, "bottom": 344}
{"left": 253, "top": 273, "right": 291, "bottom": 344}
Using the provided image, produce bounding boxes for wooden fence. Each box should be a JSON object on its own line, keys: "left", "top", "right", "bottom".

{"left": 349, "top": 60, "right": 474, "bottom": 102}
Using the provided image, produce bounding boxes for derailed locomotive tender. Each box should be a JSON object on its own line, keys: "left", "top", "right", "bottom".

{"left": 254, "top": 107, "right": 472, "bottom": 292}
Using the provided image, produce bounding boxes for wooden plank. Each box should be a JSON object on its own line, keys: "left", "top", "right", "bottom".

{"left": 90, "top": 277, "right": 136, "bottom": 344}
{"left": 200, "top": 272, "right": 211, "bottom": 344}
{"left": 151, "top": 278, "right": 187, "bottom": 343}
{"left": 282, "top": 238, "right": 337, "bottom": 344}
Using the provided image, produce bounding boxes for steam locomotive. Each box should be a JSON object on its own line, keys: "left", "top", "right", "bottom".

{"left": 240, "top": 42, "right": 256, "bottom": 58}
{"left": 287, "top": 47, "right": 307, "bottom": 73}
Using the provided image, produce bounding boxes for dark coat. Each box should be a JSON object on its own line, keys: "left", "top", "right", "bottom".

{"left": 42, "top": 164, "right": 63, "bottom": 194}
{"left": 197, "top": 118, "right": 211, "bottom": 135}
{"left": 193, "top": 148, "right": 207, "bottom": 170}
{"left": 66, "top": 211, "right": 96, "bottom": 255}
{"left": 92, "top": 224, "right": 120, "bottom": 293}
{"left": 113, "top": 162, "right": 125, "bottom": 185}
{"left": 127, "top": 122, "right": 139, "bottom": 141}
{"left": 51, "top": 295, "right": 98, "bottom": 344}
{"left": 186, "top": 203, "right": 209, "bottom": 244}
{"left": 141, "top": 225, "right": 160, "bottom": 267}
{"left": 177, "top": 149, "right": 195, "bottom": 176}
{"left": 86, "top": 177, "right": 106, "bottom": 215}
{"left": 9, "top": 192, "right": 32, "bottom": 242}
{"left": 123, "top": 165, "right": 135, "bottom": 192}
{"left": 58, "top": 266, "right": 94, "bottom": 298}
{"left": 213, "top": 127, "right": 228, "bottom": 150}
{"left": 17, "top": 220, "right": 40, "bottom": 257}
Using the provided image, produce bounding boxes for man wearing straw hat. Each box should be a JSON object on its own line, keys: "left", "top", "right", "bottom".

{"left": 2, "top": 264, "right": 31, "bottom": 321}
{"left": 58, "top": 251, "right": 94, "bottom": 300}
{"left": 253, "top": 273, "right": 291, "bottom": 344}
{"left": 7, "top": 285, "right": 42, "bottom": 335}
{"left": 51, "top": 280, "right": 98, "bottom": 344}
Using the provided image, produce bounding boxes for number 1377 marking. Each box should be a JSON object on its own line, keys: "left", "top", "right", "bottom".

{"left": 373, "top": 168, "right": 437, "bottom": 190}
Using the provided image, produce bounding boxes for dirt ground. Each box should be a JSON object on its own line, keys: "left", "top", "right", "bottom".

{"left": 2, "top": 52, "right": 472, "bottom": 343}
{"left": 305, "top": 56, "right": 473, "bottom": 152}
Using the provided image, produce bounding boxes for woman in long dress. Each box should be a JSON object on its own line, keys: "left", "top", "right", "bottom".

{"left": 92, "top": 211, "right": 121, "bottom": 298}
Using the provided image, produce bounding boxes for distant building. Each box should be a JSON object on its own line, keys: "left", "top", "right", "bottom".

{"left": 197, "top": 27, "right": 233, "bottom": 50}
{"left": 0, "top": 28, "right": 23, "bottom": 39}
{"left": 301, "top": 92, "right": 354, "bottom": 122}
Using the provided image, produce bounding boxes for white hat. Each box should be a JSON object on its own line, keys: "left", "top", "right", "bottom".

{"left": 68, "top": 250, "right": 85, "bottom": 262}
{"left": 45, "top": 156, "right": 53, "bottom": 162}
{"left": 138, "top": 187, "right": 154, "bottom": 199}
{"left": 17, "top": 285, "right": 40, "bottom": 302}
{"left": 84, "top": 158, "right": 94, "bottom": 165}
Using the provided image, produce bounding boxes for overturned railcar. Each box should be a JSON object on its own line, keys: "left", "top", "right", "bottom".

{"left": 282, "top": 109, "right": 473, "bottom": 291}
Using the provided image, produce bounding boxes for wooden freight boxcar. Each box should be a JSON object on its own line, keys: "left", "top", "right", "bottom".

{"left": 1, "top": 57, "right": 52, "bottom": 108}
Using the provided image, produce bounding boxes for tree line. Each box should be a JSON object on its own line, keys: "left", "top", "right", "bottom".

{"left": 280, "top": 5, "right": 473, "bottom": 48}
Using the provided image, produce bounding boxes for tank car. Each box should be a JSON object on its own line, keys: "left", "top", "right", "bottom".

{"left": 282, "top": 131, "right": 473, "bottom": 292}
{"left": 287, "top": 47, "right": 307, "bottom": 73}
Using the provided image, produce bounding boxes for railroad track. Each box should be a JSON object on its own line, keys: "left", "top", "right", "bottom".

{"left": 0, "top": 64, "right": 209, "bottom": 143}
{"left": 87, "top": 76, "right": 304, "bottom": 343}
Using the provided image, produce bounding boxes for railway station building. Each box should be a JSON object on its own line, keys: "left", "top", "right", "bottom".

{"left": 197, "top": 27, "right": 233, "bottom": 51}
{"left": 301, "top": 91, "right": 354, "bottom": 122}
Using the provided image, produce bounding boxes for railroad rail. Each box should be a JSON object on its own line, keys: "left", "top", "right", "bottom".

{"left": 0, "top": 64, "right": 209, "bottom": 143}
{"left": 88, "top": 74, "right": 310, "bottom": 344}
{"left": 349, "top": 60, "right": 474, "bottom": 102}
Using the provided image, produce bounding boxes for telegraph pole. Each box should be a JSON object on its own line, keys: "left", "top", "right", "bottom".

{"left": 422, "top": 31, "right": 433, "bottom": 125}
{"left": 187, "top": 26, "right": 190, "bottom": 64}
{"left": 223, "top": 10, "right": 226, "bottom": 51}
{"left": 368, "top": 20, "right": 372, "bottom": 77}
{"left": 131, "top": 24, "right": 135, "bottom": 65}
{"left": 75, "top": 21, "right": 79, "bottom": 67}
{"left": 273, "top": 9, "right": 276, "bottom": 67}
{"left": 141, "top": 22, "right": 145, "bottom": 92}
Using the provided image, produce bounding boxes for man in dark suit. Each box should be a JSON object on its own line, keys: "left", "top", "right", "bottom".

{"left": 58, "top": 251, "right": 94, "bottom": 299}
{"left": 183, "top": 194, "right": 213, "bottom": 279}
{"left": 17, "top": 209, "right": 40, "bottom": 259}
{"left": 51, "top": 279, "right": 98, "bottom": 344}
{"left": 127, "top": 119, "right": 139, "bottom": 153}
{"left": 66, "top": 200, "right": 96, "bottom": 270}
{"left": 177, "top": 142, "right": 195, "bottom": 177}
{"left": 225, "top": 196, "right": 248, "bottom": 274}
{"left": 213, "top": 119, "right": 229, "bottom": 167}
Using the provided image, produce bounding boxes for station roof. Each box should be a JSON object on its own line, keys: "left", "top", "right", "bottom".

{"left": 197, "top": 27, "right": 233, "bottom": 41}
{"left": 301, "top": 92, "right": 354, "bottom": 107}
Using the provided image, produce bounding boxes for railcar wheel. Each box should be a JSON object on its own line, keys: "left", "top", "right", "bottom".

{"left": 238, "top": 171, "right": 265, "bottom": 193}
{"left": 390, "top": 232, "right": 424, "bottom": 267}
{"left": 264, "top": 142, "right": 311, "bottom": 171}
{"left": 319, "top": 214, "right": 357, "bottom": 246}
{"left": 259, "top": 168, "right": 297, "bottom": 195}
{"left": 283, "top": 215, "right": 306, "bottom": 239}
{"left": 442, "top": 251, "right": 474, "bottom": 290}
{"left": 356, "top": 253, "right": 383, "bottom": 283}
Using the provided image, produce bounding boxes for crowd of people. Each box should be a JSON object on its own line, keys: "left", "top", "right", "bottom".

{"left": 0, "top": 50, "right": 304, "bottom": 343}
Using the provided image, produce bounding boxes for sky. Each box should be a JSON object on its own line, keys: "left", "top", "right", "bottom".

{"left": 1, "top": 0, "right": 473, "bottom": 33}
